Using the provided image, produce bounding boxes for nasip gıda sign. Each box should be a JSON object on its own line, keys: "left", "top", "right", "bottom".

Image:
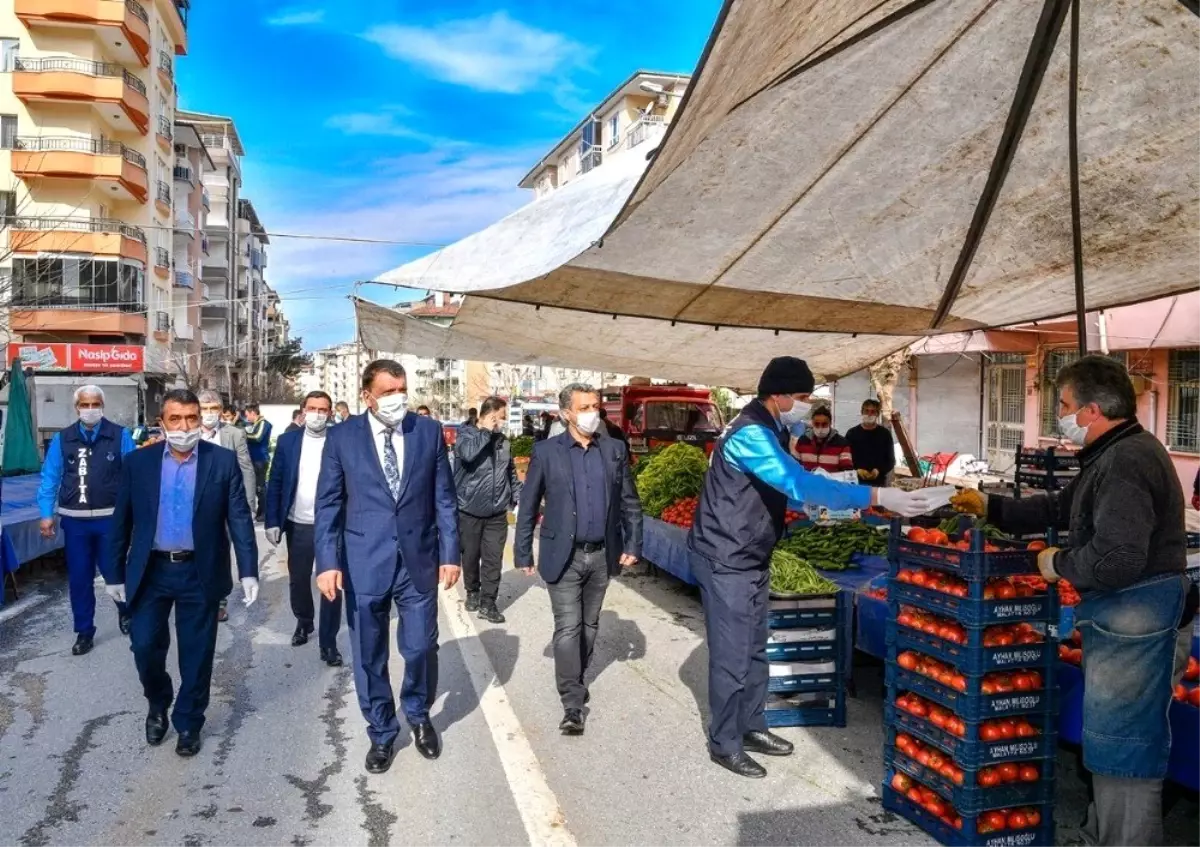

{"left": 7, "top": 343, "right": 145, "bottom": 373}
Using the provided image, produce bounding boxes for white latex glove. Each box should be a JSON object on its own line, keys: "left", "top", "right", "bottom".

{"left": 265, "top": 527, "right": 282, "bottom": 546}
{"left": 105, "top": 583, "right": 126, "bottom": 603}
{"left": 876, "top": 487, "right": 945, "bottom": 518}
{"left": 241, "top": 577, "right": 260, "bottom": 607}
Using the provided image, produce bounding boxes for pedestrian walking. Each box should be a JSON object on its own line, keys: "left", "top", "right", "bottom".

{"left": 266, "top": 390, "right": 343, "bottom": 666}
{"left": 36, "top": 385, "right": 136, "bottom": 654}
{"left": 314, "top": 359, "right": 460, "bottom": 773}
{"left": 454, "top": 395, "right": 521, "bottom": 623}
{"left": 514, "top": 383, "right": 643, "bottom": 736}
{"left": 105, "top": 389, "right": 258, "bottom": 757}
{"left": 243, "top": 403, "right": 273, "bottom": 520}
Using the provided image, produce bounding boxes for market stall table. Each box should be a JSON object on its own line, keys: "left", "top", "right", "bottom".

{"left": 2, "top": 472, "right": 60, "bottom": 569}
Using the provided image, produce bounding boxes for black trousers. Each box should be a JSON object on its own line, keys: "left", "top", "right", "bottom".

{"left": 546, "top": 547, "right": 610, "bottom": 710}
{"left": 286, "top": 522, "right": 342, "bottom": 649}
{"left": 459, "top": 510, "right": 508, "bottom": 604}
{"left": 253, "top": 461, "right": 267, "bottom": 518}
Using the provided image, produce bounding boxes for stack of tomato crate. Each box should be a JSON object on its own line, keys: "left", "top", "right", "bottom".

{"left": 763, "top": 591, "right": 848, "bottom": 728}
{"left": 882, "top": 518, "right": 1059, "bottom": 846}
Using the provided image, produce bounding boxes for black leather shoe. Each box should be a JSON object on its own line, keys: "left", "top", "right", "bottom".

{"left": 216, "top": 606, "right": 229, "bottom": 623}
{"left": 412, "top": 721, "right": 441, "bottom": 760}
{"left": 559, "top": 709, "right": 585, "bottom": 735}
{"left": 743, "top": 730, "right": 794, "bottom": 757}
{"left": 145, "top": 711, "right": 168, "bottom": 746}
{"left": 365, "top": 741, "right": 395, "bottom": 774}
{"left": 291, "top": 623, "right": 312, "bottom": 647}
{"left": 465, "top": 591, "right": 480, "bottom": 612}
{"left": 320, "top": 647, "right": 343, "bottom": 667}
{"left": 71, "top": 634, "right": 94, "bottom": 656}
{"left": 478, "top": 603, "right": 506, "bottom": 624}
{"left": 118, "top": 615, "right": 131, "bottom": 636}
{"left": 176, "top": 731, "right": 202, "bottom": 757}
{"left": 710, "top": 751, "right": 766, "bottom": 778}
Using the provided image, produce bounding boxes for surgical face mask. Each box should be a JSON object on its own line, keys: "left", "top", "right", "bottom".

{"left": 1058, "top": 409, "right": 1090, "bottom": 445}
{"left": 305, "top": 411, "right": 329, "bottom": 433}
{"left": 201, "top": 411, "right": 221, "bottom": 429}
{"left": 78, "top": 408, "right": 103, "bottom": 426}
{"left": 811, "top": 426, "right": 831, "bottom": 439}
{"left": 165, "top": 427, "right": 201, "bottom": 453}
{"left": 334, "top": 413, "right": 345, "bottom": 423}
{"left": 574, "top": 410, "right": 601, "bottom": 435}
{"left": 372, "top": 392, "right": 408, "bottom": 427}
{"left": 778, "top": 397, "right": 812, "bottom": 428}
{"left": 862, "top": 414, "right": 879, "bottom": 426}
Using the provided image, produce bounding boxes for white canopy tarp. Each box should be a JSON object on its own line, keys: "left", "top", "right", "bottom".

{"left": 369, "top": 0, "right": 1198, "bottom": 381}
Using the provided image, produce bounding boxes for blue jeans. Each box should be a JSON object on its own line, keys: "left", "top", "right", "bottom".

{"left": 61, "top": 515, "right": 127, "bottom": 636}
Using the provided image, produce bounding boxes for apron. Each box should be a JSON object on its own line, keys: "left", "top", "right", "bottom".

{"left": 1075, "top": 572, "right": 1188, "bottom": 779}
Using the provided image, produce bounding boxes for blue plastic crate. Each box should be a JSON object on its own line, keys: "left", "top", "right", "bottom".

{"left": 886, "top": 665, "right": 1055, "bottom": 721}
{"left": 764, "top": 689, "right": 846, "bottom": 728}
{"left": 886, "top": 703, "right": 1058, "bottom": 769}
{"left": 767, "top": 591, "right": 843, "bottom": 630}
{"left": 765, "top": 637, "right": 839, "bottom": 663}
{"left": 1016, "top": 447, "right": 1078, "bottom": 472}
{"left": 881, "top": 783, "right": 1054, "bottom": 847}
{"left": 889, "top": 520, "right": 1041, "bottom": 581}
{"left": 885, "top": 734, "right": 1055, "bottom": 815}
{"left": 768, "top": 664, "right": 843, "bottom": 694}
{"left": 890, "top": 580, "right": 1056, "bottom": 627}
{"left": 888, "top": 617, "right": 1053, "bottom": 675}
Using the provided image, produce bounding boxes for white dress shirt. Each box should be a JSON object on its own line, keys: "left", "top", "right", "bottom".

{"left": 368, "top": 411, "right": 405, "bottom": 491}
{"left": 289, "top": 429, "right": 327, "bottom": 524}
{"left": 201, "top": 426, "right": 220, "bottom": 443}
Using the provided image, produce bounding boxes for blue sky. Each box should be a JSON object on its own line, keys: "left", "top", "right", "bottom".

{"left": 176, "top": 0, "right": 722, "bottom": 350}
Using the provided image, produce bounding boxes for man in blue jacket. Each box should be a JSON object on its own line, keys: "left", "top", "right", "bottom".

{"left": 105, "top": 388, "right": 259, "bottom": 757}
{"left": 37, "top": 385, "right": 136, "bottom": 655}
{"left": 688, "top": 357, "right": 939, "bottom": 778}
{"left": 314, "top": 359, "right": 460, "bottom": 774}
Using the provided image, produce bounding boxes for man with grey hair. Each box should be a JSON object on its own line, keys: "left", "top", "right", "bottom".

{"left": 953, "top": 355, "right": 1192, "bottom": 845}
{"left": 198, "top": 390, "right": 258, "bottom": 623}
{"left": 515, "top": 383, "right": 642, "bottom": 735}
{"left": 37, "top": 384, "right": 137, "bottom": 655}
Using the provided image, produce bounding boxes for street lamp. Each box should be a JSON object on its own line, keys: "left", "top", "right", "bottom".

{"left": 639, "top": 82, "right": 683, "bottom": 97}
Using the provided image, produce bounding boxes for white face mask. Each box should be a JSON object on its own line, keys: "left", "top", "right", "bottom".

{"left": 201, "top": 411, "right": 221, "bottom": 430}
{"left": 574, "top": 410, "right": 601, "bottom": 435}
{"left": 811, "top": 426, "right": 831, "bottom": 439}
{"left": 165, "top": 427, "right": 201, "bottom": 453}
{"left": 1058, "top": 409, "right": 1090, "bottom": 445}
{"left": 78, "top": 408, "right": 103, "bottom": 426}
{"left": 372, "top": 392, "right": 408, "bottom": 427}
{"left": 862, "top": 414, "right": 879, "bottom": 426}
{"left": 778, "top": 398, "right": 812, "bottom": 428}
{"left": 304, "top": 411, "right": 329, "bottom": 433}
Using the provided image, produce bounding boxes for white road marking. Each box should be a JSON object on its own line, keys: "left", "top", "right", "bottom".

{"left": 439, "top": 588, "right": 577, "bottom": 847}
{"left": 0, "top": 592, "right": 49, "bottom": 624}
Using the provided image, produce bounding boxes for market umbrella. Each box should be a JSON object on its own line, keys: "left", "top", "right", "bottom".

{"left": 3, "top": 360, "right": 41, "bottom": 477}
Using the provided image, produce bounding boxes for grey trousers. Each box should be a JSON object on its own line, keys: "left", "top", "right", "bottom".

{"left": 546, "top": 548, "right": 610, "bottom": 710}
{"left": 1081, "top": 627, "right": 1192, "bottom": 847}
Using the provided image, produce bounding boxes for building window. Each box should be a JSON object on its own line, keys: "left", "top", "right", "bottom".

{"left": 0, "top": 190, "right": 15, "bottom": 224}
{"left": 1040, "top": 350, "right": 1128, "bottom": 436}
{"left": 11, "top": 257, "right": 145, "bottom": 310}
{"left": 0, "top": 114, "right": 16, "bottom": 149}
{"left": 1167, "top": 348, "right": 1199, "bottom": 454}
{"left": 0, "top": 38, "right": 18, "bottom": 72}
{"left": 608, "top": 114, "right": 620, "bottom": 149}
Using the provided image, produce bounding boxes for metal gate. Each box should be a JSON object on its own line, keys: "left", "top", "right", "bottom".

{"left": 984, "top": 356, "right": 1026, "bottom": 473}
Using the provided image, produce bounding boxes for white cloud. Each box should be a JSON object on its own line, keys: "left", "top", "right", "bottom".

{"left": 324, "top": 111, "right": 452, "bottom": 147}
{"left": 363, "top": 12, "right": 591, "bottom": 95}
{"left": 266, "top": 8, "right": 324, "bottom": 26}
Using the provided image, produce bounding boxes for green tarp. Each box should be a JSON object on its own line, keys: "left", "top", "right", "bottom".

{"left": 3, "top": 361, "right": 41, "bottom": 477}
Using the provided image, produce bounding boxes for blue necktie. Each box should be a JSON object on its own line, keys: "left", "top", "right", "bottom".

{"left": 382, "top": 428, "right": 401, "bottom": 501}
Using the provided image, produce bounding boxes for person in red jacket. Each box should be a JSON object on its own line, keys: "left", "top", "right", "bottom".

{"left": 792, "top": 406, "right": 854, "bottom": 473}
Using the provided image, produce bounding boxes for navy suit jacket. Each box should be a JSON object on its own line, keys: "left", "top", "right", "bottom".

{"left": 514, "top": 432, "right": 643, "bottom": 583}
{"left": 314, "top": 412, "right": 460, "bottom": 596}
{"left": 264, "top": 427, "right": 306, "bottom": 529}
{"left": 107, "top": 440, "right": 259, "bottom": 605}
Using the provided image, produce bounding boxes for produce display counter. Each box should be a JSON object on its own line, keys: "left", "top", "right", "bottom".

{"left": 641, "top": 516, "right": 697, "bottom": 586}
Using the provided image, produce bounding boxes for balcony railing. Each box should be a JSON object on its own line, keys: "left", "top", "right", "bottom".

{"left": 156, "top": 180, "right": 170, "bottom": 205}
{"left": 127, "top": 0, "right": 150, "bottom": 25}
{"left": 14, "top": 58, "right": 147, "bottom": 100}
{"left": 173, "top": 164, "right": 193, "bottom": 183}
{"left": 201, "top": 283, "right": 210, "bottom": 301}
{"left": 158, "top": 51, "right": 173, "bottom": 79}
{"left": 8, "top": 215, "right": 146, "bottom": 243}
{"left": 250, "top": 249, "right": 263, "bottom": 270}
{"left": 201, "top": 188, "right": 210, "bottom": 210}
{"left": 173, "top": 323, "right": 194, "bottom": 340}
{"left": 175, "top": 210, "right": 195, "bottom": 232}
{"left": 154, "top": 310, "right": 170, "bottom": 332}
{"left": 157, "top": 115, "right": 172, "bottom": 140}
{"left": 579, "top": 145, "right": 602, "bottom": 174}
{"left": 10, "top": 291, "right": 145, "bottom": 313}
{"left": 14, "top": 136, "right": 147, "bottom": 169}
{"left": 154, "top": 246, "right": 170, "bottom": 268}
{"left": 174, "top": 269, "right": 194, "bottom": 289}
{"left": 626, "top": 115, "right": 666, "bottom": 150}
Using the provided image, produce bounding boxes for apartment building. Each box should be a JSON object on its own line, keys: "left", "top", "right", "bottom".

{"left": 236, "top": 196, "right": 270, "bottom": 393}
{"left": 165, "top": 118, "right": 209, "bottom": 383}
{"left": 310, "top": 341, "right": 362, "bottom": 410}
{"left": 0, "top": 0, "right": 189, "bottom": 404}
{"left": 518, "top": 70, "right": 689, "bottom": 199}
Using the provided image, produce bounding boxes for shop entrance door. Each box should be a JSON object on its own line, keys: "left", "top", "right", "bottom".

{"left": 984, "top": 356, "right": 1026, "bottom": 474}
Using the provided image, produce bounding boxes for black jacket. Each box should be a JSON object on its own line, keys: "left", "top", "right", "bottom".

{"left": 988, "top": 420, "right": 1186, "bottom": 593}
{"left": 453, "top": 424, "right": 520, "bottom": 517}
{"left": 514, "top": 432, "right": 643, "bottom": 583}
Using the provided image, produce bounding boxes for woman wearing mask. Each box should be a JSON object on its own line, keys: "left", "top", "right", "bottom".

{"left": 792, "top": 406, "right": 854, "bottom": 472}
{"left": 845, "top": 398, "right": 895, "bottom": 487}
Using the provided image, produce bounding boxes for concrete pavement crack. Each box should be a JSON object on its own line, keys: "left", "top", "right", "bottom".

{"left": 354, "top": 775, "right": 397, "bottom": 847}
{"left": 18, "top": 710, "right": 125, "bottom": 846}
{"left": 284, "top": 667, "right": 351, "bottom": 824}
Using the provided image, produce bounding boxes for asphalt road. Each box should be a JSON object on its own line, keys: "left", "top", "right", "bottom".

{"left": 0, "top": 529, "right": 1195, "bottom": 846}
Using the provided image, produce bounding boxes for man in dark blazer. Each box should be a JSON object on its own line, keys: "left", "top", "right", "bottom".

{"left": 515, "top": 383, "right": 643, "bottom": 736}
{"left": 314, "top": 359, "right": 460, "bottom": 774}
{"left": 105, "top": 389, "right": 259, "bottom": 757}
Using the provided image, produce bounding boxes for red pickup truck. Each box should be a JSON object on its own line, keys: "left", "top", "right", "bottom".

{"left": 601, "top": 382, "right": 724, "bottom": 459}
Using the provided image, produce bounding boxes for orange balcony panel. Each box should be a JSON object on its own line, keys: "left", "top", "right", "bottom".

{"left": 9, "top": 228, "right": 147, "bottom": 263}
{"left": 11, "top": 308, "right": 144, "bottom": 336}
{"left": 13, "top": 70, "right": 149, "bottom": 134}
{"left": 12, "top": 149, "right": 149, "bottom": 203}
{"left": 15, "top": 0, "right": 152, "bottom": 65}
{"left": 154, "top": 198, "right": 170, "bottom": 218}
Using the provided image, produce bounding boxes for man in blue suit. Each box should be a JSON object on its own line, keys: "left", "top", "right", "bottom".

{"left": 265, "top": 389, "right": 343, "bottom": 666}
{"left": 314, "top": 359, "right": 460, "bottom": 774}
{"left": 105, "top": 389, "right": 259, "bottom": 758}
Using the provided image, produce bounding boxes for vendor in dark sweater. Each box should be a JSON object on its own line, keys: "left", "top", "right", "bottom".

{"left": 845, "top": 399, "right": 894, "bottom": 487}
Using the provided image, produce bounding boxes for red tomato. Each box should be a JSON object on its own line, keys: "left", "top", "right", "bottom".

{"left": 983, "top": 811, "right": 1008, "bottom": 832}
{"left": 951, "top": 674, "right": 968, "bottom": 693}
{"left": 909, "top": 699, "right": 928, "bottom": 718}
{"left": 1027, "top": 671, "right": 1043, "bottom": 689}
{"left": 907, "top": 527, "right": 930, "bottom": 543}
{"left": 998, "top": 719, "right": 1017, "bottom": 739}
{"left": 1013, "top": 673, "right": 1034, "bottom": 691}
{"left": 1026, "top": 809, "right": 1042, "bottom": 827}
{"left": 981, "top": 724, "right": 1002, "bottom": 742}
{"left": 1058, "top": 644, "right": 1071, "bottom": 661}
{"left": 1027, "top": 540, "right": 1047, "bottom": 551}
{"left": 1008, "top": 811, "right": 1029, "bottom": 830}
{"left": 907, "top": 787, "right": 924, "bottom": 804}
{"left": 1189, "top": 687, "right": 1200, "bottom": 708}
{"left": 929, "top": 711, "right": 948, "bottom": 730}
{"left": 998, "top": 762, "right": 1020, "bottom": 783}
{"left": 978, "top": 768, "right": 1000, "bottom": 787}
{"left": 897, "top": 569, "right": 914, "bottom": 584}
{"left": 995, "top": 582, "right": 1017, "bottom": 600}
{"left": 891, "top": 773, "right": 912, "bottom": 793}
{"left": 924, "top": 797, "right": 946, "bottom": 818}
{"left": 898, "top": 652, "right": 919, "bottom": 671}
{"left": 1185, "top": 656, "right": 1199, "bottom": 682}
{"left": 1016, "top": 721, "right": 1038, "bottom": 738}
{"left": 1020, "top": 765, "right": 1040, "bottom": 782}
{"left": 926, "top": 529, "right": 950, "bottom": 547}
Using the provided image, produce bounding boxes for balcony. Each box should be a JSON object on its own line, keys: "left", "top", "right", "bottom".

{"left": 626, "top": 115, "right": 667, "bottom": 150}
{"left": 156, "top": 114, "right": 172, "bottom": 151}
{"left": 12, "top": 135, "right": 148, "bottom": 202}
{"left": 173, "top": 322, "right": 194, "bottom": 341}
{"left": 174, "top": 209, "right": 195, "bottom": 237}
{"left": 156, "top": 50, "right": 173, "bottom": 90}
{"left": 13, "top": 57, "right": 149, "bottom": 134}
{"left": 15, "top": 0, "right": 152, "bottom": 67}
{"left": 579, "top": 145, "right": 602, "bottom": 175}
{"left": 153, "top": 309, "right": 169, "bottom": 340}
{"left": 200, "top": 282, "right": 210, "bottom": 301}
{"left": 10, "top": 270, "right": 146, "bottom": 335}
{"left": 153, "top": 245, "right": 170, "bottom": 277}
{"left": 155, "top": 180, "right": 171, "bottom": 216}
{"left": 201, "top": 188, "right": 210, "bottom": 210}
{"left": 250, "top": 249, "right": 264, "bottom": 270}
{"left": 201, "top": 235, "right": 210, "bottom": 256}
{"left": 166, "top": 0, "right": 189, "bottom": 56}
{"left": 173, "top": 268, "right": 194, "bottom": 289}
{"left": 173, "top": 163, "right": 193, "bottom": 185}
{"left": 7, "top": 215, "right": 146, "bottom": 263}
